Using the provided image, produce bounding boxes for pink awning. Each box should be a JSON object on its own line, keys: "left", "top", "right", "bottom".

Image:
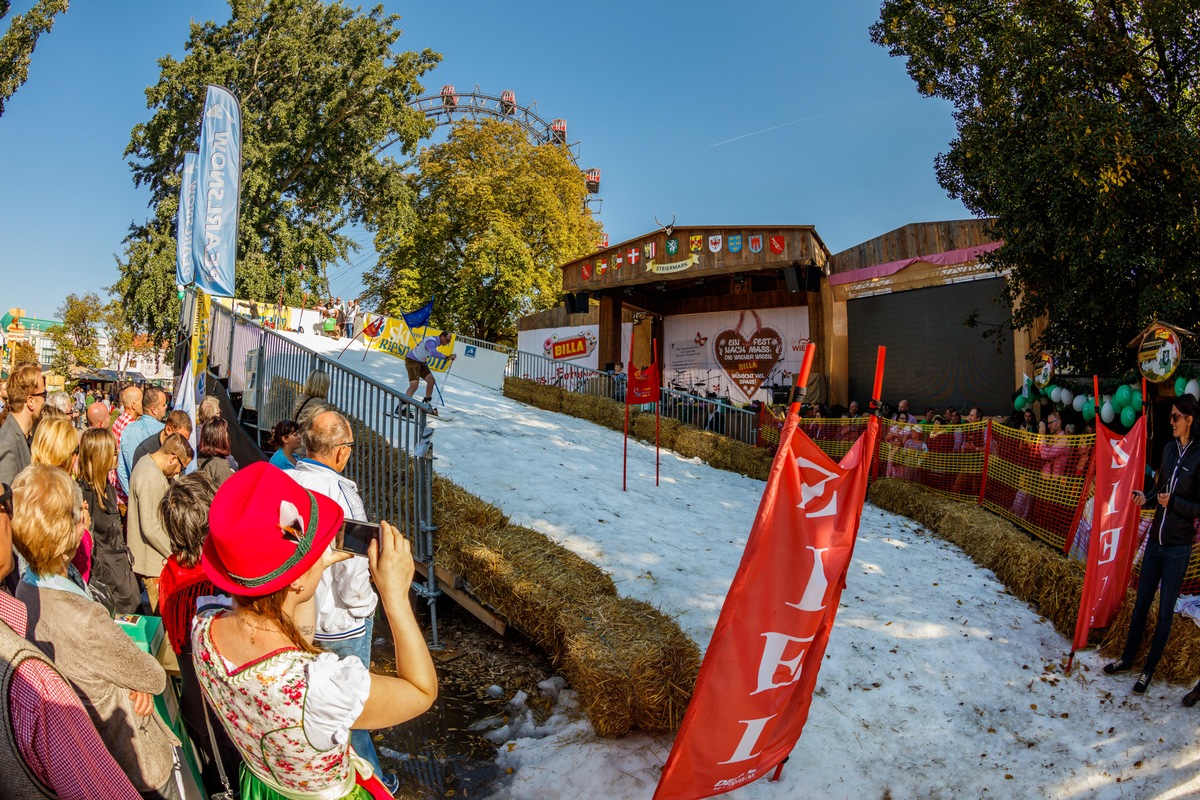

{"left": 829, "top": 241, "right": 1004, "bottom": 286}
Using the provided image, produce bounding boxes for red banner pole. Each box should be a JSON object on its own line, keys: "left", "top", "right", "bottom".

{"left": 654, "top": 339, "right": 661, "bottom": 487}
{"left": 978, "top": 419, "right": 993, "bottom": 506}
{"left": 868, "top": 346, "right": 887, "bottom": 481}
{"left": 787, "top": 343, "right": 817, "bottom": 419}
{"left": 1093, "top": 375, "right": 1100, "bottom": 415}
{"left": 623, "top": 328, "right": 637, "bottom": 492}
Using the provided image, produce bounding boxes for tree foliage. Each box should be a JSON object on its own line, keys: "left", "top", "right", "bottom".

{"left": 364, "top": 119, "right": 603, "bottom": 343}
{"left": 11, "top": 340, "right": 36, "bottom": 368}
{"left": 45, "top": 292, "right": 104, "bottom": 379}
{"left": 0, "top": 0, "right": 68, "bottom": 119}
{"left": 103, "top": 300, "right": 157, "bottom": 380}
{"left": 116, "top": 0, "right": 439, "bottom": 347}
{"left": 873, "top": 0, "right": 1200, "bottom": 374}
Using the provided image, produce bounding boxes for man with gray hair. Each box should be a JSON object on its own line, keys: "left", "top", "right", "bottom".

{"left": 287, "top": 409, "right": 395, "bottom": 792}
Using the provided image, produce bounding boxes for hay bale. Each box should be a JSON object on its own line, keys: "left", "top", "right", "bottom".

{"left": 557, "top": 595, "right": 700, "bottom": 737}
{"left": 869, "top": 479, "right": 1200, "bottom": 683}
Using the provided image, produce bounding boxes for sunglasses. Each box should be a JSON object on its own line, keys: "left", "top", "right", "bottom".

{"left": 30, "top": 391, "right": 47, "bottom": 399}
{"left": 1172, "top": 412, "right": 1189, "bottom": 422}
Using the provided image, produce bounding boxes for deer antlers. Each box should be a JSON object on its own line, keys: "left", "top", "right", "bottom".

{"left": 654, "top": 213, "right": 676, "bottom": 237}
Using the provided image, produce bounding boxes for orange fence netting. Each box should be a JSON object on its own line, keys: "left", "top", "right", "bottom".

{"left": 758, "top": 413, "right": 1200, "bottom": 593}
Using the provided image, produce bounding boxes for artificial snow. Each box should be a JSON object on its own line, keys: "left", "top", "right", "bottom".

{"left": 290, "top": 331, "right": 1200, "bottom": 799}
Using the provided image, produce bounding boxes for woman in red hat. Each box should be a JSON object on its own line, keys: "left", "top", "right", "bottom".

{"left": 190, "top": 462, "right": 437, "bottom": 799}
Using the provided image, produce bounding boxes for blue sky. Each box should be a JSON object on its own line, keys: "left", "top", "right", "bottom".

{"left": 0, "top": 0, "right": 970, "bottom": 320}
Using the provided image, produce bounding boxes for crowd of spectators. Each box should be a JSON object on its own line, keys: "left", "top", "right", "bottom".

{"left": 0, "top": 360, "right": 433, "bottom": 797}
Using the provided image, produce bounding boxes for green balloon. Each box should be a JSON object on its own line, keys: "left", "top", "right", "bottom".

{"left": 1014, "top": 395, "right": 1028, "bottom": 411}
{"left": 1177, "top": 376, "right": 1188, "bottom": 396}
{"left": 1131, "top": 390, "right": 1143, "bottom": 411}
{"left": 1083, "top": 400, "right": 1096, "bottom": 422}
{"left": 177, "top": 290, "right": 185, "bottom": 301}
{"left": 1120, "top": 406, "right": 1137, "bottom": 427}
{"left": 1114, "top": 385, "right": 1132, "bottom": 409}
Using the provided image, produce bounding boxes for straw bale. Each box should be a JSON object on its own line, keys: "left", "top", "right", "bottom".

{"left": 556, "top": 594, "right": 700, "bottom": 736}
{"left": 674, "top": 428, "right": 717, "bottom": 464}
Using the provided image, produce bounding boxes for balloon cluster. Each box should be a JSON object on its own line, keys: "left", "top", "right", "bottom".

{"left": 1015, "top": 381, "right": 1147, "bottom": 428}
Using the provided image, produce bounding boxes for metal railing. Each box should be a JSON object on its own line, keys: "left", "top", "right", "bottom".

{"left": 202, "top": 298, "right": 443, "bottom": 645}
{"left": 505, "top": 349, "right": 759, "bottom": 445}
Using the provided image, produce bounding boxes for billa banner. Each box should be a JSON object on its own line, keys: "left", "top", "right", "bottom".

{"left": 192, "top": 85, "right": 242, "bottom": 297}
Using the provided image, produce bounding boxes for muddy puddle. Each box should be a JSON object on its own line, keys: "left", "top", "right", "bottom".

{"left": 370, "top": 600, "right": 558, "bottom": 798}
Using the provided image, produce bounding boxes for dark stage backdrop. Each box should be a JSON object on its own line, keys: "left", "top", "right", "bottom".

{"left": 847, "top": 278, "right": 1013, "bottom": 416}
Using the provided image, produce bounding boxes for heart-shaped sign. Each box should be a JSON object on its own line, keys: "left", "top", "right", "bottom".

{"left": 713, "top": 311, "right": 784, "bottom": 401}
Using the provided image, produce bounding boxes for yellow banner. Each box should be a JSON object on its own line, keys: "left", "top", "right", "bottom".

{"left": 362, "top": 312, "right": 455, "bottom": 373}
{"left": 647, "top": 254, "right": 700, "bottom": 274}
{"left": 190, "top": 290, "right": 211, "bottom": 382}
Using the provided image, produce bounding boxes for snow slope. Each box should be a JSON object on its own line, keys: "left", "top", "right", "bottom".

{"left": 291, "top": 331, "right": 1200, "bottom": 800}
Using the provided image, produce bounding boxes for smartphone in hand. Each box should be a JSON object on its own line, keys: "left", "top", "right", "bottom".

{"left": 335, "top": 520, "right": 381, "bottom": 557}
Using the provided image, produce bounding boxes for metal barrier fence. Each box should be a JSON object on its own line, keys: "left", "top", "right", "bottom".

{"left": 202, "top": 299, "right": 443, "bottom": 644}
{"left": 505, "top": 349, "right": 759, "bottom": 445}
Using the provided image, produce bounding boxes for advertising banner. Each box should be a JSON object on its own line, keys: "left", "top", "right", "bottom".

{"left": 665, "top": 308, "right": 810, "bottom": 403}
{"left": 192, "top": 85, "right": 242, "bottom": 297}
{"left": 175, "top": 152, "right": 198, "bottom": 287}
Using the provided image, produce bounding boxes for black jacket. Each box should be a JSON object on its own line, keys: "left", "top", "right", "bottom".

{"left": 1146, "top": 439, "right": 1200, "bottom": 547}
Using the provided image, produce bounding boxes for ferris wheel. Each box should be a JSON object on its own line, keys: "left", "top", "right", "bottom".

{"left": 398, "top": 84, "right": 602, "bottom": 215}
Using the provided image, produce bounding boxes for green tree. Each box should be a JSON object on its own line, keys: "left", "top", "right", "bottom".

{"left": 103, "top": 300, "right": 157, "bottom": 380}
{"left": 45, "top": 292, "right": 104, "bottom": 379}
{"left": 872, "top": 1, "right": 1200, "bottom": 374}
{"left": 364, "top": 119, "right": 603, "bottom": 343}
{"left": 11, "top": 340, "right": 37, "bottom": 369}
{"left": 0, "top": 0, "right": 68, "bottom": 119}
{"left": 116, "top": 0, "right": 439, "bottom": 347}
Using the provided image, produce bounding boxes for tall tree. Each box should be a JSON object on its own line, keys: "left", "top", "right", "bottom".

{"left": 117, "top": 0, "right": 439, "bottom": 347}
{"left": 102, "top": 300, "right": 157, "bottom": 380}
{"left": 872, "top": 1, "right": 1200, "bottom": 374}
{"left": 0, "top": 0, "right": 68, "bottom": 119}
{"left": 45, "top": 292, "right": 104, "bottom": 379}
{"left": 364, "top": 119, "right": 603, "bottom": 343}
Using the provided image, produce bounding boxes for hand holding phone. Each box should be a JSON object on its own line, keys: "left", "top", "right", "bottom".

{"left": 334, "top": 519, "right": 381, "bottom": 557}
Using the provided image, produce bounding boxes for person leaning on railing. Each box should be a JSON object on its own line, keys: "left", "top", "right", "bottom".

{"left": 1106, "top": 394, "right": 1200, "bottom": 698}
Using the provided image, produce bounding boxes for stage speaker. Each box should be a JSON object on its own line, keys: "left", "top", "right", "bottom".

{"left": 805, "top": 264, "right": 822, "bottom": 292}
{"left": 566, "top": 292, "right": 590, "bottom": 314}
{"left": 783, "top": 265, "right": 802, "bottom": 293}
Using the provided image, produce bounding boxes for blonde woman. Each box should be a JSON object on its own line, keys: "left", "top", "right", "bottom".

{"left": 31, "top": 417, "right": 90, "bottom": 581}
{"left": 12, "top": 465, "right": 180, "bottom": 799}
{"left": 292, "top": 369, "right": 333, "bottom": 434}
{"left": 79, "top": 427, "right": 140, "bottom": 613}
{"left": 31, "top": 417, "right": 80, "bottom": 475}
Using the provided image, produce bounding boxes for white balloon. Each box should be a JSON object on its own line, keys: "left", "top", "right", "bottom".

{"left": 1050, "top": 387, "right": 1062, "bottom": 403}
{"left": 1102, "top": 394, "right": 1112, "bottom": 405}
{"left": 1101, "top": 401, "right": 1116, "bottom": 424}
{"left": 1060, "top": 389, "right": 1074, "bottom": 406}
{"left": 1188, "top": 379, "right": 1200, "bottom": 400}
{"left": 1072, "top": 394, "right": 1086, "bottom": 412}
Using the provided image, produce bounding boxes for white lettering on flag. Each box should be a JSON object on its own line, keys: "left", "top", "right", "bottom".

{"left": 718, "top": 716, "right": 777, "bottom": 765}
{"left": 786, "top": 546, "right": 829, "bottom": 613}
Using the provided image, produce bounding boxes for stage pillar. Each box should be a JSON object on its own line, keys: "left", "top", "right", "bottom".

{"left": 597, "top": 294, "right": 622, "bottom": 369}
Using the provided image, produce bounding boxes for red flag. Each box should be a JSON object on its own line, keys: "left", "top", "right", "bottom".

{"left": 654, "top": 413, "right": 881, "bottom": 800}
{"left": 1072, "top": 416, "right": 1146, "bottom": 652}
{"left": 363, "top": 315, "right": 385, "bottom": 339}
{"left": 628, "top": 362, "right": 660, "bottom": 404}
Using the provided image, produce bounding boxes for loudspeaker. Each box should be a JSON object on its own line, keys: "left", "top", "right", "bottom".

{"left": 805, "top": 264, "right": 822, "bottom": 292}
{"left": 566, "top": 292, "right": 589, "bottom": 314}
{"left": 783, "top": 266, "right": 802, "bottom": 293}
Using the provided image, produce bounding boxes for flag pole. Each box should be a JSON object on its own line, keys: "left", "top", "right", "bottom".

{"left": 623, "top": 325, "right": 637, "bottom": 492}
{"left": 654, "top": 338, "right": 660, "bottom": 487}
{"left": 787, "top": 343, "right": 817, "bottom": 420}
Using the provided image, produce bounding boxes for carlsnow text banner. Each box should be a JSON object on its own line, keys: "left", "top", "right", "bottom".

{"left": 1073, "top": 417, "right": 1146, "bottom": 652}
{"left": 191, "top": 85, "right": 242, "bottom": 297}
{"left": 654, "top": 412, "right": 880, "bottom": 800}
{"left": 176, "top": 152, "right": 198, "bottom": 286}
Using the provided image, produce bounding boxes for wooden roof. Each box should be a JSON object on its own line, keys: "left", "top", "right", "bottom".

{"left": 560, "top": 225, "right": 831, "bottom": 295}
{"left": 829, "top": 218, "right": 997, "bottom": 274}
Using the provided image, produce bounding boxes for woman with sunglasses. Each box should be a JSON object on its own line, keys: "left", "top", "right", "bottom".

{"left": 1105, "top": 394, "right": 1200, "bottom": 695}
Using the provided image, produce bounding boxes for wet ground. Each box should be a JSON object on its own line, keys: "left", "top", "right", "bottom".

{"left": 371, "top": 600, "right": 558, "bottom": 799}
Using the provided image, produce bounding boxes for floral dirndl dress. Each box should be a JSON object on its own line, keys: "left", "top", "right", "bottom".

{"left": 191, "top": 610, "right": 388, "bottom": 800}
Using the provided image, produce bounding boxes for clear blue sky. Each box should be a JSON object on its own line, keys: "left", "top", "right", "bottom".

{"left": 0, "top": 0, "right": 970, "bottom": 320}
